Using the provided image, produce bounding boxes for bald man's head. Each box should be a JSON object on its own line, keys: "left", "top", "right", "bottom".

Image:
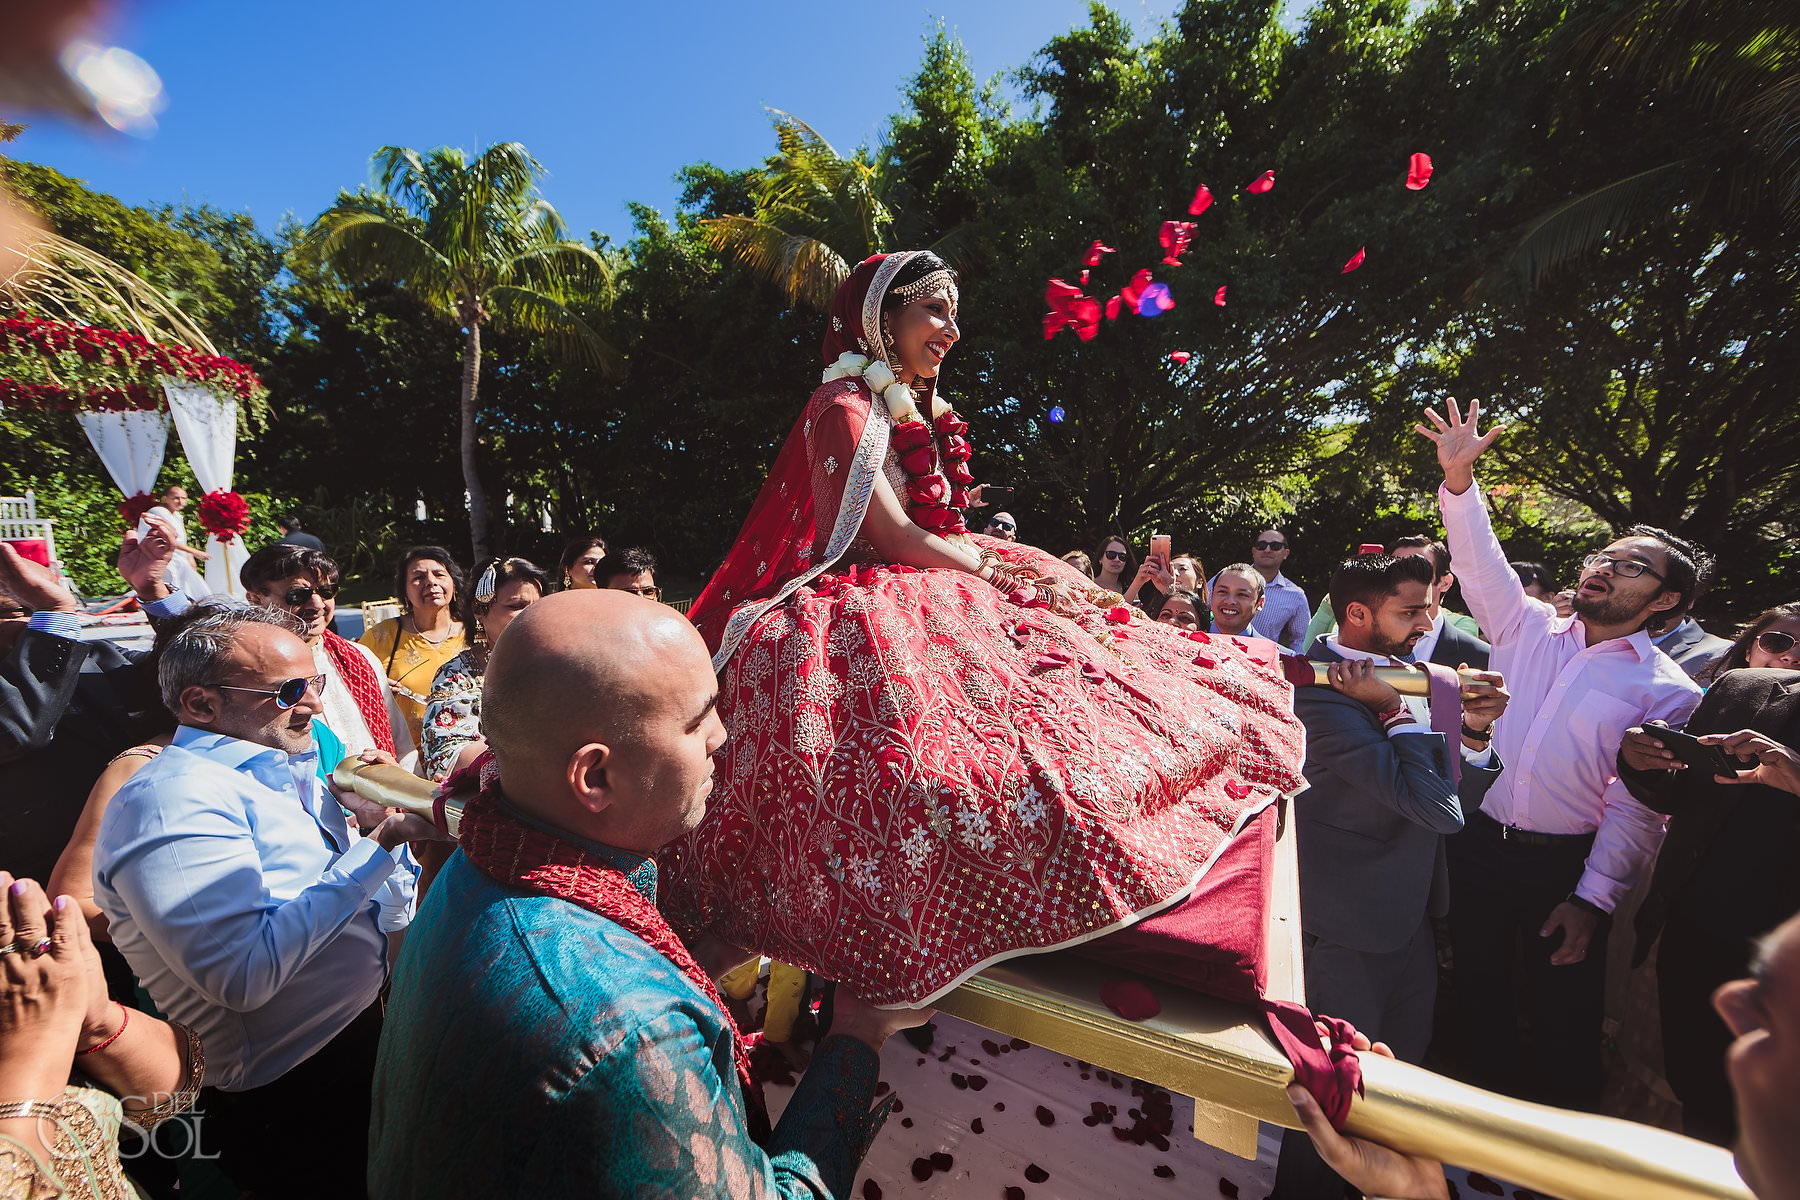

{"left": 482, "top": 590, "right": 727, "bottom": 851}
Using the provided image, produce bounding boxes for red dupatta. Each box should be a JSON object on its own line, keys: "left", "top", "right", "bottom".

{"left": 688, "top": 253, "right": 946, "bottom": 669}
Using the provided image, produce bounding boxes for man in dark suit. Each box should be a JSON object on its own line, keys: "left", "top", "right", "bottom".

{"left": 1391, "top": 534, "right": 1491, "bottom": 670}
{"left": 1619, "top": 667, "right": 1800, "bottom": 1145}
{"left": 1650, "top": 606, "right": 1734, "bottom": 681}
{"left": 0, "top": 518, "right": 186, "bottom": 881}
{"left": 1276, "top": 552, "right": 1510, "bottom": 1199}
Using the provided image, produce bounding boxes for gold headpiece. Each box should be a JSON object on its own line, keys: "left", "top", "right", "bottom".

{"left": 890, "top": 269, "right": 958, "bottom": 308}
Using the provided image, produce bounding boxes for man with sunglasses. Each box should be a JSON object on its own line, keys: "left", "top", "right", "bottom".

{"left": 983, "top": 510, "right": 1019, "bottom": 542}
{"left": 1420, "top": 398, "right": 1704, "bottom": 1111}
{"left": 92, "top": 601, "right": 437, "bottom": 1196}
{"left": 599, "top": 546, "right": 662, "bottom": 601}
{"left": 1216, "top": 529, "right": 1310, "bottom": 651}
{"left": 241, "top": 543, "right": 412, "bottom": 763}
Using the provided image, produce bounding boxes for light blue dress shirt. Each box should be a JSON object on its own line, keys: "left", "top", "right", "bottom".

{"left": 94, "top": 725, "right": 414, "bottom": 1090}
{"left": 1250, "top": 571, "right": 1312, "bottom": 652}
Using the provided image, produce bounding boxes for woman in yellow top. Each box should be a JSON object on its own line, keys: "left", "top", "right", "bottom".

{"left": 359, "top": 545, "right": 468, "bottom": 750}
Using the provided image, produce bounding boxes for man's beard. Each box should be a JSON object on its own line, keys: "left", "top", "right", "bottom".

{"left": 1371, "top": 629, "right": 1423, "bottom": 658}
{"left": 1571, "top": 587, "right": 1644, "bottom": 627}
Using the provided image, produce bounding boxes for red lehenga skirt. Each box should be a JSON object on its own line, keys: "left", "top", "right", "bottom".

{"left": 663, "top": 537, "right": 1306, "bottom": 1007}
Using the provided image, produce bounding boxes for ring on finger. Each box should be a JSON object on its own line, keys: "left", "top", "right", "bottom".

{"left": 26, "top": 939, "right": 51, "bottom": 958}
{"left": 0, "top": 944, "right": 17, "bottom": 956}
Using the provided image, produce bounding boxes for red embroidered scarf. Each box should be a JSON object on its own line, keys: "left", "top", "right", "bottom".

{"left": 321, "top": 630, "right": 396, "bottom": 756}
{"left": 453, "top": 763, "right": 772, "bottom": 1142}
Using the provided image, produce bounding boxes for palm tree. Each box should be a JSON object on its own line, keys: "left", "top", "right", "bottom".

{"left": 1485, "top": 0, "right": 1799, "bottom": 294}
{"left": 305, "top": 142, "right": 613, "bottom": 559}
{"left": 701, "top": 111, "right": 973, "bottom": 312}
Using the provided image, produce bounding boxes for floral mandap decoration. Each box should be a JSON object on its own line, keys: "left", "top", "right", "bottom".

{"left": 118, "top": 491, "right": 157, "bottom": 526}
{"left": 0, "top": 313, "right": 266, "bottom": 413}
{"left": 196, "top": 489, "right": 252, "bottom": 542}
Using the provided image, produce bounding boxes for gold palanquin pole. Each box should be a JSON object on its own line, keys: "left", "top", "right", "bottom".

{"left": 340, "top": 761, "right": 1749, "bottom": 1200}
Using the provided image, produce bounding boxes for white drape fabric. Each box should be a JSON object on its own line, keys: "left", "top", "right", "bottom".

{"left": 163, "top": 377, "right": 244, "bottom": 598}
{"left": 76, "top": 409, "right": 169, "bottom": 499}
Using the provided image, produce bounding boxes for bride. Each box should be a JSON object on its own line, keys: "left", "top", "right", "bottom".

{"left": 670, "top": 251, "right": 1305, "bottom": 1006}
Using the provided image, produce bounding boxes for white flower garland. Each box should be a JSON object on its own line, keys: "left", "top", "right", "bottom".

{"left": 823, "top": 351, "right": 952, "bottom": 424}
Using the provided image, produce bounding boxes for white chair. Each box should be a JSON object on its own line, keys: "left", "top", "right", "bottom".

{"left": 0, "top": 491, "right": 69, "bottom": 591}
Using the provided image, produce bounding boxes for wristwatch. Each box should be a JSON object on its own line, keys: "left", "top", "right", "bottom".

{"left": 1564, "top": 892, "right": 1605, "bottom": 917}
{"left": 1460, "top": 719, "right": 1493, "bottom": 743}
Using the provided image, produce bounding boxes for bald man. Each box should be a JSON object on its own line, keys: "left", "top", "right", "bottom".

{"left": 368, "top": 590, "right": 923, "bottom": 1199}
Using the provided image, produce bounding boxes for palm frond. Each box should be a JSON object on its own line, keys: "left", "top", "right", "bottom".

{"left": 371, "top": 146, "right": 440, "bottom": 219}
{"left": 304, "top": 209, "right": 458, "bottom": 310}
{"left": 505, "top": 238, "right": 615, "bottom": 306}
{"left": 487, "top": 284, "right": 620, "bottom": 373}
{"left": 699, "top": 215, "right": 849, "bottom": 311}
{"left": 1475, "top": 162, "right": 1690, "bottom": 298}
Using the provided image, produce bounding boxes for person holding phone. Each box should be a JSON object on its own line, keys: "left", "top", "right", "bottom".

{"left": 1619, "top": 667, "right": 1800, "bottom": 1144}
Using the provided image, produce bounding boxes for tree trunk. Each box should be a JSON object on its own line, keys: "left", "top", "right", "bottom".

{"left": 460, "top": 319, "right": 490, "bottom": 562}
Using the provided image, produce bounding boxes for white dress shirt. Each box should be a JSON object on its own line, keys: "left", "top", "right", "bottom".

{"left": 95, "top": 726, "right": 415, "bottom": 1090}
{"left": 313, "top": 637, "right": 415, "bottom": 758}
{"left": 1440, "top": 483, "right": 1701, "bottom": 911}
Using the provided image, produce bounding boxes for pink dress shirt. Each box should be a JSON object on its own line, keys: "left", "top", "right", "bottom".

{"left": 1439, "top": 483, "right": 1701, "bottom": 912}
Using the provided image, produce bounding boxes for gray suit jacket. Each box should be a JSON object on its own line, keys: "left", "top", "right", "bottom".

{"left": 1294, "top": 641, "right": 1503, "bottom": 955}
{"left": 1656, "top": 618, "right": 1733, "bottom": 681}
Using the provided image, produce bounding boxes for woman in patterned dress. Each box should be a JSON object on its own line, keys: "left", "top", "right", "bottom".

{"left": 669, "top": 252, "right": 1306, "bottom": 1007}
{"left": 421, "top": 557, "right": 547, "bottom": 781}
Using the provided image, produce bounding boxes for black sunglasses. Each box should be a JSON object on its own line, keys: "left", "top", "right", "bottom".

{"left": 279, "top": 585, "right": 339, "bottom": 607}
{"left": 1253, "top": 540, "right": 1286, "bottom": 551}
{"left": 988, "top": 520, "right": 1016, "bottom": 531}
{"left": 211, "top": 673, "right": 325, "bottom": 709}
{"left": 1756, "top": 630, "right": 1798, "bottom": 656}
{"left": 1102, "top": 549, "right": 1129, "bottom": 561}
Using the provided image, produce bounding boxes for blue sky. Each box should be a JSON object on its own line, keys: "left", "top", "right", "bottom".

{"left": 13, "top": 0, "right": 1175, "bottom": 242}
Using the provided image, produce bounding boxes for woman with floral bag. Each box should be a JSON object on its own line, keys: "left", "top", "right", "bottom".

{"left": 669, "top": 252, "right": 1306, "bottom": 1007}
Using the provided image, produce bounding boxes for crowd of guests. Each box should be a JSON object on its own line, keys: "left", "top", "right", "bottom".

{"left": 1, "top": 409, "right": 1797, "bottom": 1200}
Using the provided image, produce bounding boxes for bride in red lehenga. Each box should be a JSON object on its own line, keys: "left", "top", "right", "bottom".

{"left": 669, "top": 251, "right": 1306, "bottom": 1007}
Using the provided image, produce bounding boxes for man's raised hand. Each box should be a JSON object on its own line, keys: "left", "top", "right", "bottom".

{"left": 1415, "top": 398, "right": 1505, "bottom": 497}
{"left": 117, "top": 513, "right": 179, "bottom": 600}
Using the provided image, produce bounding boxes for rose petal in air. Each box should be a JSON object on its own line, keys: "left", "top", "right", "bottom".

{"left": 1137, "top": 282, "right": 1175, "bottom": 318}
{"left": 1105, "top": 296, "right": 1122, "bottom": 321}
{"left": 1341, "top": 246, "right": 1365, "bottom": 273}
{"left": 1245, "top": 170, "right": 1275, "bottom": 194}
{"left": 1083, "top": 240, "right": 1116, "bottom": 268}
{"left": 1214, "top": 285, "right": 1228, "bottom": 306}
{"left": 1169, "top": 352, "right": 1190, "bottom": 364}
{"left": 1406, "top": 152, "right": 1433, "bottom": 191}
{"left": 1188, "top": 184, "right": 1214, "bottom": 216}
{"left": 1119, "top": 268, "right": 1153, "bottom": 313}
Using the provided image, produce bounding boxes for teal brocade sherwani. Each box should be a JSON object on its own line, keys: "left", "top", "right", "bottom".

{"left": 369, "top": 839, "right": 888, "bottom": 1199}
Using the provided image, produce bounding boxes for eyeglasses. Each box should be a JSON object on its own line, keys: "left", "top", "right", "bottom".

{"left": 988, "top": 520, "right": 1016, "bottom": 532}
{"left": 280, "top": 585, "right": 338, "bottom": 607}
{"left": 210, "top": 674, "right": 325, "bottom": 709}
{"left": 1756, "top": 630, "right": 1798, "bottom": 656}
{"left": 1581, "top": 552, "right": 1665, "bottom": 581}
{"left": 1253, "top": 540, "right": 1286, "bottom": 551}
{"left": 1102, "top": 550, "right": 1128, "bottom": 561}
{"left": 621, "top": 585, "right": 661, "bottom": 599}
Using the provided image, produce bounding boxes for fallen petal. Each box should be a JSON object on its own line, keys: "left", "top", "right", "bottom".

{"left": 1245, "top": 170, "right": 1275, "bottom": 194}
{"left": 1405, "top": 152, "right": 1433, "bottom": 191}
{"left": 1224, "top": 778, "right": 1254, "bottom": 801}
{"left": 1341, "top": 246, "right": 1365, "bottom": 273}
{"left": 1188, "top": 184, "right": 1214, "bottom": 216}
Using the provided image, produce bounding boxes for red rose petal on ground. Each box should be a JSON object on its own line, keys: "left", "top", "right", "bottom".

{"left": 1005, "top": 1189, "right": 1025, "bottom": 1200}
{"left": 863, "top": 1180, "right": 883, "bottom": 1200}
{"left": 1153, "top": 1164, "right": 1175, "bottom": 1179}
{"left": 930, "top": 1152, "right": 953, "bottom": 1171}
{"left": 1214, "top": 285, "right": 1228, "bottom": 306}
{"left": 1218, "top": 1178, "right": 1237, "bottom": 1196}
{"left": 1101, "top": 979, "right": 1162, "bottom": 1020}
{"left": 982, "top": 1039, "right": 1001, "bottom": 1055}
{"left": 1169, "top": 352, "right": 1190, "bottom": 364}
{"left": 1245, "top": 170, "right": 1275, "bottom": 194}
{"left": 968, "top": 1074, "right": 989, "bottom": 1090}
{"left": 1035, "top": 1105, "right": 1057, "bottom": 1126}
{"left": 951, "top": 1072, "right": 969, "bottom": 1090}
{"left": 1406, "top": 152, "right": 1434, "bottom": 190}
{"left": 1224, "top": 778, "right": 1254, "bottom": 800}
{"left": 1467, "top": 1173, "right": 1505, "bottom": 1195}
{"left": 1025, "top": 1165, "right": 1051, "bottom": 1183}
{"left": 1010, "top": 1038, "right": 1031, "bottom": 1050}
{"left": 911, "top": 1158, "right": 934, "bottom": 1182}
{"left": 1342, "top": 246, "right": 1366, "bottom": 273}
{"left": 971, "top": 1118, "right": 984, "bottom": 1134}
{"left": 901, "top": 1116, "right": 913, "bottom": 1128}
{"left": 1189, "top": 184, "right": 1214, "bottom": 216}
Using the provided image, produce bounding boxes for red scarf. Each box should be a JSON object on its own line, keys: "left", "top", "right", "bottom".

{"left": 321, "top": 631, "right": 397, "bottom": 756}
{"left": 453, "top": 761, "right": 771, "bottom": 1143}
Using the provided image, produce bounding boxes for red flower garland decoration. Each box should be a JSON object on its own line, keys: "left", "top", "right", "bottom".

{"left": 197, "top": 489, "right": 251, "bottom": 542}
{"left": 118, "top": 492, "right": 157, "bottom": 526}
{"left": 0, "top": 314, "right": 266, "bottom": 412}
{"left": 890, "top": 408, "right": 974, "bottom": 537}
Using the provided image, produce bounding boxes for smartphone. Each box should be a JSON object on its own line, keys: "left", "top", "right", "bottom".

{"left": 1150, "top": 534, "right": 1172, "bottom": 564}
{"left": 981, "top": 486, "right": 1015, "bottom": 506}
{"left": 1645, "top": 725, "right": 1747, "bottom": 777}
{"left": 1, "top": 539, "right": 50, "bottom": 568}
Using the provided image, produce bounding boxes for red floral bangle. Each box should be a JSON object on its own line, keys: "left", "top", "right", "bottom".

{"left": 76, "top": 1002, "right": 128, "bottom": 1055}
